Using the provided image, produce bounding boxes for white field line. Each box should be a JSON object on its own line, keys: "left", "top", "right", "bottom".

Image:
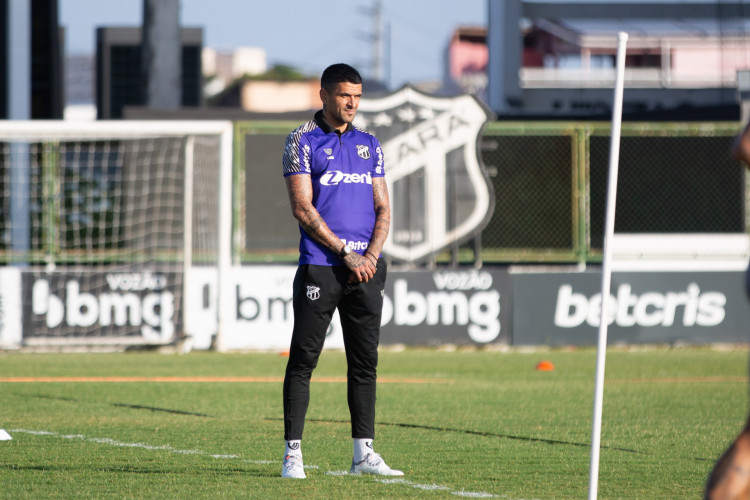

{"left": 9, "top": 429, "right": 287, "bottom": 467}
{"left": 10, "top": 429, "right": 510, "bottom": 498}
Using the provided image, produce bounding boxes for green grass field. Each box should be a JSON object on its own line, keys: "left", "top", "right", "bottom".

{"left": 0, "top": 347, "right": 747, "bottom": 499}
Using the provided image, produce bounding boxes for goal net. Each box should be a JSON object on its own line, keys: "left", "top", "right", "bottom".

{"left": 0, "top": 121, "right": 232, "bottom": 348}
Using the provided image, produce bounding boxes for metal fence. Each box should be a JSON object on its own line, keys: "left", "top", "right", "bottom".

{"left": 480, "top": 121, "right": 745, "bottom": 263}
{"left": 239, "top": 120, "right": 747, "bottom": 266}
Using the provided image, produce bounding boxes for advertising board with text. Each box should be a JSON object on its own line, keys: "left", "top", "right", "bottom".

{"left": 185, "top": 266, "right": 511, "bottom": 350}
{"left": 512, "top": 270, "right": 750, "bottom": 345}
{"left": 21, "top": 269, "right": 182, "bottom": 345}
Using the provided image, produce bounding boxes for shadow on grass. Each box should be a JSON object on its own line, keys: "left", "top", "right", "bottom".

{"left": 292, "top": 417, "right": 645, "bottom": 455}
{"left": 23, "top": 393, "right": 213, "bottom": 418}
{"left": 0, "top": 463, "right": 274, "bottom": 477}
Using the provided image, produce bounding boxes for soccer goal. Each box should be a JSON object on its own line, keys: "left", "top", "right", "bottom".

{"left": 0, "top": 121, "right": 233, "bottom": 349}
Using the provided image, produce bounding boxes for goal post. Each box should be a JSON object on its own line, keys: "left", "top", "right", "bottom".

{"left": 0, "top": 120, "right": 233, "bottom": 349}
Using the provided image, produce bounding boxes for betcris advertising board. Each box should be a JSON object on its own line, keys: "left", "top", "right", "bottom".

{"left": 512, "top": 270, "right": 750, "bottom": 345}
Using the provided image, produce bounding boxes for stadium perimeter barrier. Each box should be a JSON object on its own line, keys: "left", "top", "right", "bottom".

{"left": 1, "top": 120, "right": 749, "bottom": 349}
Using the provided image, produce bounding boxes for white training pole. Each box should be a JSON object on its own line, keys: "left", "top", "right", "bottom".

{"left": 588, "top": 31, "right": 628, "bottom": 500}
{"left": 215, "top": 124, "right": 234, "bottom": 352}
{"left": 182, "top": 135, "right": 195, "bottom": 351}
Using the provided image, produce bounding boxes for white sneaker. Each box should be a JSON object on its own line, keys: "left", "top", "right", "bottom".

{"left": 282, "top": 454, "right": 306, "bottom": 479}
{"left": 349, "top": 452, "right": 404, "bottom": 476}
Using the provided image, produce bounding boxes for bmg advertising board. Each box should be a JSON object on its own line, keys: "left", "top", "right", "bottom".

{"left": 184, "top": 266, "right": 512, "bottom": 350}
{"left": 21, "top": 269, "right": 182, "bottom": 345}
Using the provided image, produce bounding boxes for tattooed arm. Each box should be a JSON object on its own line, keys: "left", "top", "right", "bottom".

{"left": 363, "top": 176, "right": 391, "bottom": 269}
{"left": 285, "top": 174, "right": 374, "bottom": 282}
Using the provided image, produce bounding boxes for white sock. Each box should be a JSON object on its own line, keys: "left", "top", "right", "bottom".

{"left": 353, "top": 438, "right": 374, "bottom": 462}
{"left": 285, "top": 440, "right": 302, "bottom": 457}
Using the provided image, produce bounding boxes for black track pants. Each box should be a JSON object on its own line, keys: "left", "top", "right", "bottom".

{"left": 283, "top": 258, "right": 386, "bottom": 441}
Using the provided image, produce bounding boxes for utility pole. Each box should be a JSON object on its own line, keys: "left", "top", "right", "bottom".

{"left": 8, "top": 0, "right": 31, "bottom": 264}
{"left": 372, "top": 0, "right": 384, "bottom": 83}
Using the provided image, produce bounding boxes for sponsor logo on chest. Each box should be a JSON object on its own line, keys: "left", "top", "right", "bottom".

{"left": 319, "top": 170, "right": 372, "bottom": 186}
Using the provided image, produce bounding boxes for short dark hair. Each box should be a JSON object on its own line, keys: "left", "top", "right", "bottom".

{"left": 321, "top": 64, "right": 362, "bottom": 92}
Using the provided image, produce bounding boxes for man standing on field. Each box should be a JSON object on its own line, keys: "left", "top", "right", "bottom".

{"left": 280, "top": 63, "right": 402, "bottom": 479}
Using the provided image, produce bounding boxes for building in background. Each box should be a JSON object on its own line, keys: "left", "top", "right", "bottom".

{"left": 0, "top": 0, "right": 63, "bottom": 119}
{"left": 7, "top": 0, "right": 750, "bottom": 121}
{"left": 487, "top": 0, "right": 750, "bottom": 119}
{"left": 443, "top": 26, "right": 488, "bottom": 100}
{"left": 64, "top": 54, "right": 95, "bottom": 120}
{"left": 95, "top": 27, "right": 203, "bottom": 119}
{"left": 201, "top": 46, "right": 322, "bottom": 113}
{"left": 517, "top": 17, "right": 750, "bottom": 118}
{"left": 233, "top": 79, "right": 319, "bottom": 112}
{"left": 202, "top": 46, "right": 267, "bottom": 97}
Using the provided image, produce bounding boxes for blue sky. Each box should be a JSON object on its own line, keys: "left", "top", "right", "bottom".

{"left": 60, "top": 0, "right": 486, "bottom": 88}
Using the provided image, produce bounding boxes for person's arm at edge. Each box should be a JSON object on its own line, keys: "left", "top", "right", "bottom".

{"left": 732, "top": 121, "right": 750, "bottom": 167}
{"left": 285, "top": 173, "right": 374, "bottom": 282}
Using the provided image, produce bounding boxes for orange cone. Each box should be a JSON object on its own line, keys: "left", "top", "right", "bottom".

{"left": 535, "top": 360, "right": 555, "bottom": 371}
